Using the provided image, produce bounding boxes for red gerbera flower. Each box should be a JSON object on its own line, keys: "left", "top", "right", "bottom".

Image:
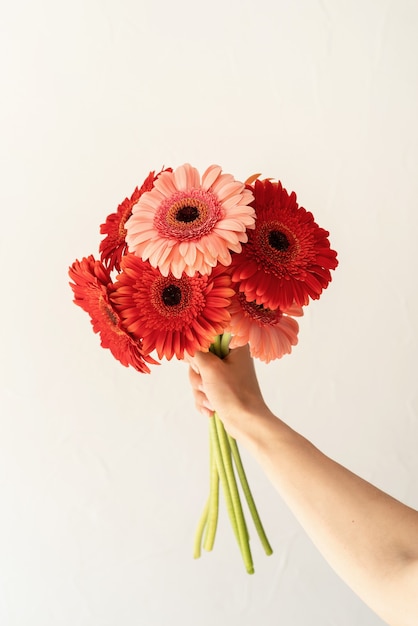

{"left": 227, "top": 289, "right": 303, "bottom": 363}
{"left": 230, "top": 179, "right": 338, "bottom": 310}
{"left": 99, "top": 169, "right": 171, "bottom": 272}
{"left": 111, "top": 254, "right": 234, "bottom": 361}
{"left": 68, "top": 255, "right": 158, "bottom": 373}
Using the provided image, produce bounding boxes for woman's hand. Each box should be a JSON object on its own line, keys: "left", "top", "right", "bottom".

{"left": 188, "top": 344, "right": 275, "bottom": 442}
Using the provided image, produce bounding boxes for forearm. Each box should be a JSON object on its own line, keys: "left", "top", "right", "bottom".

{"left": 238, "top": 410, "right": 418, "bottom": 626}
{"left": 188, "top": 348, "right": 418, "bottom": 624}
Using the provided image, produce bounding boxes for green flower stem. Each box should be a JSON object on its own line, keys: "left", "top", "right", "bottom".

{"left": 194, "top": 333, "right": 272, "bottom": 573}
{"left": 220, "top": 332, "right": 231, "bottom": 358}
{"left": 209, "top": 414, "right": 240, "bottom": 545}
{"left": 203, "top": 425, "right": 220, "bottom": 552}
{"left": 209, "top": 334, "right": 222, "bottom": 355}
{"left": 227, "top": 433, "right": 273, "bottom": 556}
{"left": 214, "top": 413, "right": 254, "bottom": 574}
{"left": 193, "top": 498, "right": 209, "bottom": 559}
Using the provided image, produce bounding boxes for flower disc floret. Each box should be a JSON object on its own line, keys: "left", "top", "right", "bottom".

{"left": 124, "top": 163, "right": 255, "bottom": 279}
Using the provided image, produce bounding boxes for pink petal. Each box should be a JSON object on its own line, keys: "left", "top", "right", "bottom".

{"left": 149, "top": 240, "right": 172, "bottom": 268}
{"left": 217, "top": 249, "right": 232, "bottom": 267}
{"left": 154, "top": 173, "right": 178, "bottom": 197}
{"left": 174, "top": 164, "right": 198, "bottom": 191}
{"left": 211, "top": 173, "right": 235, "bottom": 195}
{"left": 179, "top": 241, "right": 197, "bottom": 267}
{"left": 141, "top": 238, "right": 165, "bottom": 261}
{"left": 211, "top": 227, "right": 240, "bottom": 245}
{"left": 127, "top": 230, "right": 158, "bottom": 246}
{"left": 215, "top": 181, "right": 244, "bottom": 202}
{"left": 222, "top": 194, "right": 249, "bottom": 209}
{"left": 202, "top": 165, "right": 222, "bottom": 190}
{"left": 185, "top": 163, "right": 201, "bottom": 188}
{"left": 216, "top": 219, "right": 247, "bottom": 232}
{"left": 170, "top": 254, "right": 186, "bottom": 279}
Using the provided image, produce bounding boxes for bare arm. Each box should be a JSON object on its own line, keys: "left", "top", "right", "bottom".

{"left": 188, "top": 346, "right": 418, "bottom": 626}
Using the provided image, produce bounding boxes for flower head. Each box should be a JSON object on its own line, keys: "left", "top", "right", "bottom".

{"left": 68, "top": 256, "right": 158, "bottom": 373}
{"left": 111, "top": 254, "right": 234, "bottom": 360}
{"left": 227, "top": 289, "right": 303, "bottom": 363}
{"left": 124, "top": 163, "right": 255, "bottom": 279}
{"left": 231, "top": 179, "right": 338, "bottom": 310}
{"left": 99, "top": 169, "right": 171, "bottom": 272}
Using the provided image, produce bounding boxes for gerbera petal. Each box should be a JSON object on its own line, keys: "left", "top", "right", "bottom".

{"left": 221, "top": 194, "right": 251, "bottom": 210}
{"left": 170, "top": 255, "right": 187, "bottom": 279}
{"left": 127, "top": 229, "right": 158, "bottom": 246}
{"left": 232, "top": 260, "right": 258, "bottom": 281}
{"left": 211, "top": 173, "right": 235, "bottom": 195}
{"left": 212, "top": 227, "right": 242, "bottom": 245}
{"left": 283, "top": 303, "right": 304, "bottom": 317}
{"left": 153, "top": 173, "right": 179, "bottom": 197}
{"left": 217, "top": 249, "right": 232, "bottom": 267}
{"left": 215, "top": 181, "right": 244, "bottom": 202}
{"left": 245, "top": 173, "right": 262, "bottom": 185}
{"left": 148, "top": 239, "right": 174, "bottom": 269}
{"left": 216, "top": 218, "right": 248, "bottom": 232}
{"left": 202, "top": 164, "right": 222, "bottom": 190}
{"left": 187, "top": 247, "right": 199, "bottom": 268}
{"left": 174, "top": 163, "right": 198, "bottom": 191}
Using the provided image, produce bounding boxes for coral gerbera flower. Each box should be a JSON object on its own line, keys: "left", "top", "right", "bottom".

{"left": 231, "top": 179, "right": 338, "bottom": 310}
{"left": 124, "top": 163, "right": 255, "bottom": 279}
{"left": 227, "top": 289, "right": 303, "bottom": 363}
{"left": 111, "top": 254, "right": 235, "bottom": 361}
{"left": 99, "top": 169, "right": 171, "bottom": 272}
{"left": 68, "top": 256, "right": 158, "bottom": 373}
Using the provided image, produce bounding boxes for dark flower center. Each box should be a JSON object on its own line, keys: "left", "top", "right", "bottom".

{"left": 176, "top": 205, "right": 199, "bottom": 223}
{"left": 105, "top": 307, "right": 119, "bottom": 326}
{"left": 162, "top": 285, "right": 182, "bottom": 306}
{"left": 268, "top": 230, "right": 289, "bottom": 251}
{"left": 239, "top": 292, "right": 280, "bottom": 325}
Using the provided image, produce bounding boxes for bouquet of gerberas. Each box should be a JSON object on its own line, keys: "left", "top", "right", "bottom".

{"left": 69, "top": 164, "right": 338, "bottom": 574}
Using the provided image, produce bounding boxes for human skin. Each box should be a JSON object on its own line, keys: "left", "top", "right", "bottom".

{"left": 188, "top": 345, "right": 418, "bottom": 626}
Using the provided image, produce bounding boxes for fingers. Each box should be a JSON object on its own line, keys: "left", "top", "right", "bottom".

{"left": 188, "top": 362, "right": 201, "bottom": 386}
{"left": 223, "top": 343, "right": 252, "bottom": 365}
{"left": 188, "top": 365, "right": 214, "bottom": 418}
{"left": 230, "top": 343, "right": 252, "bottom": 358}
{"left": 189, "top": 349, "right": 223, "bottom": 377}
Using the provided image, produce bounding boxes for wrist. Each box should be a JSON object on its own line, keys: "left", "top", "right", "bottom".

{"left": 232, "top": 404, "right": 284, "bottom": 451}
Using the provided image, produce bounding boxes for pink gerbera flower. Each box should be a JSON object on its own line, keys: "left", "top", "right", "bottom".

{"left": 124, "top": 163, "right": 255, "bottom": 279}
{"left": 99, "top": 169, "right": 171, "bottom": 272}
{"left": 227, "top": 289, "right": 303, "bottom": 363}
{"left": 231, "top": 179, "right": 338, "bottom": 310}
{"left": 111, "top": 254, "right": 234, "bottom": 361}
{"left": 68, "top": 256, "right": 158, "bottom": 373}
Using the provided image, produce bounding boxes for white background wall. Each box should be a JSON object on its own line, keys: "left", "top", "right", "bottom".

{"left": 1, "top": 0, "right": 417, "bottom": 624}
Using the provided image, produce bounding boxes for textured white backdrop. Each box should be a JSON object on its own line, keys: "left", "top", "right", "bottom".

{"left": 1, "top": 0, "right": 417, "bottom": 624}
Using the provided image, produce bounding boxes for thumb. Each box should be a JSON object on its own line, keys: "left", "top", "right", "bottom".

{"left": 189, "top": 349, "right": 223, "bottom": 377}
